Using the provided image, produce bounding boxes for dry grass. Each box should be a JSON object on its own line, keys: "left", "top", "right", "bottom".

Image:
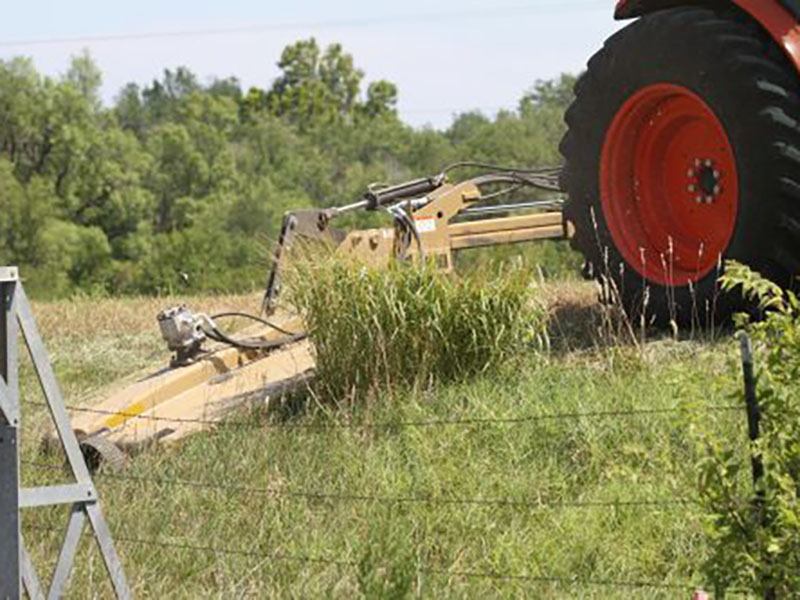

{"left": 31, "top": 292, "right": 261, "bottom": 340}
{"left": 17, "top": 292, "right": 262, "bottom": 458}
{"left": 14, "top": 281, "right": 744, "bottom": 597}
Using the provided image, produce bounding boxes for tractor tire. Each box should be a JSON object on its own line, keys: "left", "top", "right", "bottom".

{"left": 560, "top": 6, "right": 800, "bottom": 326}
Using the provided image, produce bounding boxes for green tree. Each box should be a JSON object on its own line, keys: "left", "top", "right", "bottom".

{"left": 115, "top": 83, "right": 147, "bottom": 135}
{"left": 266, "top": 38, "right": 367, "bottom": 127}
{"left": 0, "top": 58, "right": 52, "bottom": 181}
{"left": 145, "top": 123, "right": 210, "bottom": 231}
{"left": 0, "top": 40, "right": 577, "bottom": 299}
{"left": 519, "top": 73, "right": 577, "bottom": 112}
{"left": 362, "top": 80, "right": 398, "bottom": 118}
{"left": 65, "top": 50, "right": 103, "bottom": 106}
{"left": 141, "top": 67, "right": 200, "bottom": 123}
{"left": 207, "top": 76, "right": 242, "bottom": 101}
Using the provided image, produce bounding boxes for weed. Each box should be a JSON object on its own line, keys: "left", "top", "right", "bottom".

{"left": 694, "top": 263, "right": 800, "bottom": 597}
{"left": 289, "top": 257, "right": 548, "bottom": 403}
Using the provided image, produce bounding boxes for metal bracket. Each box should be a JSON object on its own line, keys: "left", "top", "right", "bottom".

{"left": 0, "top": 267, "right": 131, "bottom": 599}
{"left": 0, "top": 373, "right": 19, "bottom": 425}
{"left": 0, "top": 266, "right": 19, "bottom": 282}
{"left": 19, "top": 484, "right": 97, "bottom": 509}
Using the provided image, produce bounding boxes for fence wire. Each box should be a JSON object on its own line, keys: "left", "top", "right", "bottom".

{"left": 28, "top": 525, "right": 699, "bottom": 592}
{"left": 19, "top": 397, "right": 738, "bottom": 594}
{"left": 22, "top": 459, "right": 690, "bottom": 512}
{"left": 22, "top": 398, "right": 744, "bottom": 433}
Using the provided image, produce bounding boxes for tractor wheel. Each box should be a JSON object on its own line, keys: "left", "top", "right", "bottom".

{"left": 560, "top": 6, "right": 800, "bottom": 325}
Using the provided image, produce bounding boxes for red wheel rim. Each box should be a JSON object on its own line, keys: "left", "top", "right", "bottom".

{"left": 600, "top": 83, "right": 739, "bottom": 286}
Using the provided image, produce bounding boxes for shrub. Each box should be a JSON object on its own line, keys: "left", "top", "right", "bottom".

{"left": 289, "top": 257, "right": 547, "bottom": 402}
{"left": 696, "top": 262, "right": 800, "bottom": 596}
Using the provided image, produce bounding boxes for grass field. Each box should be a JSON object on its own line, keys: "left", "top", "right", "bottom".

{"left": 16, "top": 283, "right": 749, "bottom": 598}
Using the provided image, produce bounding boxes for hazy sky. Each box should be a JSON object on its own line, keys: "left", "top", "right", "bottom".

{"left": 0, "top": 0, "right": 624, "bottom": 128}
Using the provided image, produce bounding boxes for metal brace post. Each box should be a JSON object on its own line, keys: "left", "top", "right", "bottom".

{"left": 1, "top": 267, "right": 21, "bottom": 600}
{"left": 0, "top": 267, "right": 131, "bottom": 599}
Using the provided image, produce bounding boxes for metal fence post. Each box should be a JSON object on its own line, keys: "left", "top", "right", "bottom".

{"left": 0, "top": 268, "right": 20, "bottom": 598}
{"left": 739, "top": 335, "right": 764, "bottom": 493}
{"left": 739, "top": 333, "right": 775, "bottom": 600}
{"left": 0, "top": 267, "right": 130, "bottom": 599}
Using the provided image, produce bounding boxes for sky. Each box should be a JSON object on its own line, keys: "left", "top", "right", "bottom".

{"left": 0, "top": 0, "right": 624, "bottom": 128}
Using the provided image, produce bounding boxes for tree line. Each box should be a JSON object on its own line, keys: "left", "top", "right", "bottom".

{"left": 0, "top": 39, "right": 574, "bottom": 298}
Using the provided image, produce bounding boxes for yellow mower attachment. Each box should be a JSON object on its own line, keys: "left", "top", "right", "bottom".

{"left": 67, "top": 308, "right": 313, "bottom": 469}
{"left": 60, "top": 164, "right": 567, "bottom": 469}
{"left": 263, "top": 164, "right": 568, "bottom": 312}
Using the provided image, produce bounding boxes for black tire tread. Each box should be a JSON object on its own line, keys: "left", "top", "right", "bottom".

{"left": 560, "top": 5, "right": 800, "bottom": 323}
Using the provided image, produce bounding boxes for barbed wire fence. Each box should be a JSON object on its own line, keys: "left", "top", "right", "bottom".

{"left": 19, "top": 398, "right": 749, "bottom": 595}
{"left": 24, "top": 398, "right": 745, "bottom": 432}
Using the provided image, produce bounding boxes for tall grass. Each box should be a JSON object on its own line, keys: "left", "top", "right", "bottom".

{"left": 16, "top": 287, "right": 744, "bottom": 597}
{"left": 289, "top": 258, "right": 547, "bottom": 402}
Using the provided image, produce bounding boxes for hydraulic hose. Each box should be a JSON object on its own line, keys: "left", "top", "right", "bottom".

{"left": 205, "top": 327, "right": 306, "bottom": 351}
{"left": 211, "top": 312, "right": 295, "bottom": 336}
{"left": 204, "top": 312, "right": 306, "bottom": 351}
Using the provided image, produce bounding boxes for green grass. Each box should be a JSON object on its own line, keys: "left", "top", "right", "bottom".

{"left": 16, "top": 285, "right": 749, "bottom": 598}
{"left": 290, "top": 259, "right": 547, "bottom": 402}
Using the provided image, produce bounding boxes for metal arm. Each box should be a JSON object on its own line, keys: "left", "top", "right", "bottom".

{"left": 262, "top": 168, "right": 565, "bottom": 313}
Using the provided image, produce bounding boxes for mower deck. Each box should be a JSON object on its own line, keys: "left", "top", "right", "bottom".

{"left": 64, "top": 312, "right": 313, "bottom": 460}
{"left": 58, "top": 165, "right": 565, "bottom": 468}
